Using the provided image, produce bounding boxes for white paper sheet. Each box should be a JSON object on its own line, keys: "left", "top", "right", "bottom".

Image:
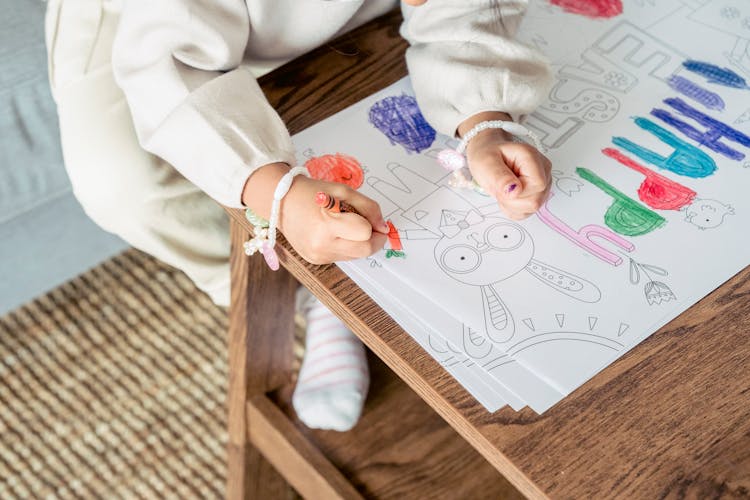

{"left": 342, "top": 255, "right": 565, "bottom": 413}
{"left": 291, "top": 0, "right": 750, "bottom": 412}
{"left": 344, "top": 265, "right": 508, "bottom": 412}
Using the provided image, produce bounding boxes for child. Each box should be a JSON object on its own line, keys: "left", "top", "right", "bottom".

{"left": 46, "top": 0, "right": 552, "bottom": 431}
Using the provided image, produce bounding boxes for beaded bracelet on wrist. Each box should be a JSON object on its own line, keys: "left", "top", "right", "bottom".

{"left": 244, "top": 166, "right": 310, "bottom": 270}
{"left": 436, "top": 119, "right": 545, "bottom": 195}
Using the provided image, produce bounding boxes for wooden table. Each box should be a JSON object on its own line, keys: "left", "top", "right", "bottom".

{"left": 226, "top": 10, "right": 750, "bottom": 500}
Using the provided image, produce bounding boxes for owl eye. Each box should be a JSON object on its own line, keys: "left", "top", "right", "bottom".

{"left": 485, "top": 223, "right": 524, "bottom": 251}
{"left": 440, "top": 245, "right": 481, "bottom": 274}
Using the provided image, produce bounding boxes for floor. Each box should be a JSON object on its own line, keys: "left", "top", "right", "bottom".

{"left": 0, "top": 250, "right": 227, "bottom": 497}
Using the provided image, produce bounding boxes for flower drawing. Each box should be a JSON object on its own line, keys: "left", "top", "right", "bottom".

{"left": 644, "top": 281, "right": 677, "bottom": 305}
{"left": 627, "top": 257, "right": 676, "bottom": 306}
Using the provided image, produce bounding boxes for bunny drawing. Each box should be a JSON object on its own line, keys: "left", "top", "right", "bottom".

{"left": 368, "top": 163, "right": 601, "bottom": 344}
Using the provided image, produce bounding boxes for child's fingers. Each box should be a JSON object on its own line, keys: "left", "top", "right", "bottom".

{"left": 496, "top": 178, "right": 551, "bottom": 218}
{"left": 506, "top": 189, "right": 550, "bottom": 213}
{"left": 325, "top": 211, "right": 375, "bottom": 242}
{"left": 500, "top": 142, "right": 552, "bottom": 195}
{"left": 468, "top": 152, "right": 522, "bottom": 199}
{"left": 330, "top": 187, "right": 389, "bottom": 234}
{"left": 331, "top": 232, "right": 388, "bottom": 260}
{"left": 299, "top": 230, "right": 385, "bottom": 265}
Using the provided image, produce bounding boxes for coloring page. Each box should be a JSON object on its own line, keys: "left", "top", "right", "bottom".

{"left": 344, "top": 266, "right": 509, "bottom": 412}
{"left": 291, "top": 0, "right": 750, "bottom": 411}
{"left": 343, "top": 259, "right": 565, "bottom": 412}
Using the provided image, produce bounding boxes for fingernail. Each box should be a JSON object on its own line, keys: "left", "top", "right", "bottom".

{"left": 378, "top": 220, "right": 389, "bottom": 233}
{"left": 506, "top": 183, "right": 518, "bottom": 195}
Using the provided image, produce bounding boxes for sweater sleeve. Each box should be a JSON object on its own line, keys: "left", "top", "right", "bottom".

{"left": 111, "top": 0, "right": 295, "bottom": 208}
{"left": 400, "top": 0, "right": 553, "bottom": 137}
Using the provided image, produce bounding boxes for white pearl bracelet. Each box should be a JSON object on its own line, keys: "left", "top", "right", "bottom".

{"left": 245, "top": 166, "right": 310, "bottom": 271}
{"left": 436, "top": 119, "right": 545, "bottom": 194}
{"left": 437, "top": 120, "right": 545, "bottom": 173}
{"left": 268, "top": 166, "right": 310, "bottom": 247}
{"left": 459, "top": 120, "right": 543, "bottom": 153}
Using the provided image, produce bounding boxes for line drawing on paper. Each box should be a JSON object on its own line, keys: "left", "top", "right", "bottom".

{"left": 559, "top": 49, "right": 639, "bottom": 92}
{"left": 626, "top": 256, "right": 676, "bottom": 306}
{"left": 728, "top": 38, "right": 750, "bottom": 78}
{"left": 427, "top": 335, "right": 467, "bottom": 368}
{"left": 466, "top": 313, "right": 633, "bottom": 395}
{"left": 433, "top": 209, "right": 602, "bottom": 342}
{"left": 530, "top": 34, "right": 550, "bottom": 52}
{"left": 735, "top": 108, "right": 750, "bottom": 125}
{"left": 367, "top": 163, "right": 602, "bottom": 344}
{"left": 687, "top": 1, "right": 750, "bottom": 77}
{"left": 368, "top": 94, "right": 436, "bottom": 154}
{"left": 524, "top": 113, "right": 585, "bottom": 149}
{"left": 683, "top": 198, "right": 736, "bottom": 229}
{"left": 541, "top": 81, "right": 622, "bottom": 122}
{"left": 462, "top": 324, "right": 494, "bottom": 360}
{"left": 507, "top": 313, "right": 626, "bottom": 360}
{"left": 537, "top": 191, "right": 635, "bottom": 266}
{"left": 528, "top": 21, "right": 690, "bottom": 149}
{"left": 426, "top": 330, "right": 514, "bottom": 372}
{"left": 366, "top": 256, "right": 382, "bottom": 268}
{"left": 592, "top": 22, "right": 687, "bottom": 82}
{"left": 551, "top": 170, "right": 584, "bottom": 196}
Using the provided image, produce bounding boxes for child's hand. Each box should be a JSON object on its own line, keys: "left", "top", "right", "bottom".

{"left": 242, "top": 162, "right": 388, "bottom": 265}
{"left": 460, "top": 113, "right": 552, "bottom": 220}
{"left": 280, "top": 176, "right": 389, "bottom": 264}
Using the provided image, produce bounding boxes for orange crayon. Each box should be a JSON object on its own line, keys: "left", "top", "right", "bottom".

{"left": 315, "top": 192, "right": 361, "bottom": 216}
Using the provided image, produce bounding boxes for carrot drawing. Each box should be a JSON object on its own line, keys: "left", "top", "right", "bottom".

{"left": 386, "top": 220, "right": 405, "bottom": 259}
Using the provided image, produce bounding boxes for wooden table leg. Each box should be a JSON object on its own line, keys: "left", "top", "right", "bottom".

{"left": 227, "top": 219, "right": 298, "bottom": 499}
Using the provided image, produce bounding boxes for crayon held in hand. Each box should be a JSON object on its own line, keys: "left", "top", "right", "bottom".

{"left": 315, "top": 191, "right": 361, "bottom": 216}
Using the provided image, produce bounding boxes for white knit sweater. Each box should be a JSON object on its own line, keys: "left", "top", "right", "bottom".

{"left": 112, "top": 0, "right": 552, "bottom": 207}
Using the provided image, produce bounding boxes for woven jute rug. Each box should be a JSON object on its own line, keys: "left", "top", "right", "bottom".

{"left": 0, "top": 249, "right": 303, "bottom": 499}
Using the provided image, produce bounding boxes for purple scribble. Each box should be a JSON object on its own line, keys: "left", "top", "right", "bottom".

{"left": 667, "top": 75, "right": 725, "bottom": 111}
{"left": 651, "top": 97, "right": 750, "bottom": 161}
{"left": 369, "top": 94, "right": 436, "bottom": 154}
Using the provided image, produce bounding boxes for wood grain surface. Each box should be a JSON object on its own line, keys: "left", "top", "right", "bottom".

{"left": 246, "top": 395, "right": 364, "bottom": 499}
{"left": 227, "top": 223, "right": 297, "bottom": 498}
{"left": 271, "top": 352, "right": 524, "bottom": 499}
{"left": 231, "top": 9, "right": 750, "bottom": 499}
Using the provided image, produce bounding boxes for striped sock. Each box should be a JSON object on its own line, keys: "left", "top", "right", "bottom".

{"left": 292, "top": 291, "right": 369, "bottom": 432}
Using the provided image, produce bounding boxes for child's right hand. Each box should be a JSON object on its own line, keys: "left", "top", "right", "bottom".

{"left": 243, "top": 163, "right": 389, "bottom": 265}
{"left": 280, "top": 175, "right": 389, "bottom": 264}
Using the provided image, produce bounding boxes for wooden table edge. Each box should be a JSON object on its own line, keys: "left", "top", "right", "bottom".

{"left": 226, "top": 209, "right": 549, "bottom": 500}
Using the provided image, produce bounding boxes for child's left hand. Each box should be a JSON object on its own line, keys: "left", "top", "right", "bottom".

{"left": 460, "top": 113, "right": 552, "bottom": 220}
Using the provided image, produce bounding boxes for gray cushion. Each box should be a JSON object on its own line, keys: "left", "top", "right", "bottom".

{"left": 0, "top": 0, "right": 72, "bottom": 224}
{"left": 0, "top": 0, "right": 127, "bottom": 314}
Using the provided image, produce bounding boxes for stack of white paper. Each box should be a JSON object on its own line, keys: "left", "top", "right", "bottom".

{"left": 291, "top": 0, "right": 750, "bottom": 413}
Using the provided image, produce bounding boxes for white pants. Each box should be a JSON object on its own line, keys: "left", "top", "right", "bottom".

{"left": 46, "top": 0, "right": 232, "bottom": 306}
